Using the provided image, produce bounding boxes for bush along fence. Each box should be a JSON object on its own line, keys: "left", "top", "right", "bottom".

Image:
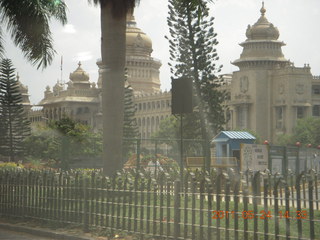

{"left": 0, "top": 169, "right": 319, "bottom": 240}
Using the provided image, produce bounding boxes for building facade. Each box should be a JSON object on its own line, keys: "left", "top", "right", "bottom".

{"left": 25, "top": 4, "right": 320, "bottom": 143}
{"left": 226, "top": 3, "right": 319, "bottom": 142}
{"left": 29, "top": 13, "right": 172, "bottom": 138}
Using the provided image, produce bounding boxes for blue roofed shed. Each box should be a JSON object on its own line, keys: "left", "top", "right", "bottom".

{"left": 212, "top": 131, "right": 256, "bottom": 159}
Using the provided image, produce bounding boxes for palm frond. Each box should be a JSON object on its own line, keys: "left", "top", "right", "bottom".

{"left": 0, "top": 0, "right": 67, "bottom": 69}
{"left": 0, "top": 26, "right": 4, "bottom": 59}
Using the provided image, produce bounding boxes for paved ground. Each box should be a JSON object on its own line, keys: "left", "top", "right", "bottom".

{"left": 0, "top": 228, "right": 54, "bottom": 240}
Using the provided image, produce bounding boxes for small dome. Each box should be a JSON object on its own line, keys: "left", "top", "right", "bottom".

{"left": 53, "top": 81, "right": 63, "bottom": 92}
{"left": 246, "top": 3, "right": 279, "bottom": 40}
{"left": 69, "top": 62, "right": 89, "bottom": 82}
{"left": 126, "top": 13, "right": 152, "bottom": 56}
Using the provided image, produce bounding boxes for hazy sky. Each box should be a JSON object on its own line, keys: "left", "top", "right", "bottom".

{"left": 3, "top": 0, "right": 320, "bottom": 104}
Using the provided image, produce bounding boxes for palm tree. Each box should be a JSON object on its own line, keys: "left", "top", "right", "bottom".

{"left": 89, "top": 0, "right": 213, "bottom": 176}
{"left": 88, "top": 0, "right": 138, "bottom": 176}
{"left": 0, "top": 0, "right": 67, "bottom": 69}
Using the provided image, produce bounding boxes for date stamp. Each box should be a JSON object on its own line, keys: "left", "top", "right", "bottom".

{"left": 212, "top": 210, "right": 308, "bottom": 220}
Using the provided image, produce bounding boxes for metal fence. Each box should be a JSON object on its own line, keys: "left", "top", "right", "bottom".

{"left": 0, "top": 169, "right": 319, "bottom": 239}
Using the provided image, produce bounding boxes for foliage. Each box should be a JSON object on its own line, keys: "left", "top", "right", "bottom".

{"left": 166, "top": 0, "right": 227, "bottom": 141}
{"left": 152, "top": 116, "right": 179, "bottom": 141}
{"left": 88, "top": 0, "right": 213, "bottom": 176}
{"left": 152, "top": 116, "right": 205, "bottom": 157}
{"left": 288, "top": 117, "right": 320, "bottom": 146}
{"left": 0, "top": 59, "right": 30, "bottom": 162}
{"left": 0, "top": 0, "right": 67, "bottom": 69}
{"left": 24, "top": 117, "right": 102, "bottom": 169}
{"left": 123, "top": 84, "right": 139, "bottom": 159}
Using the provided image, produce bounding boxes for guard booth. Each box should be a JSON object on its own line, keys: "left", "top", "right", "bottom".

{"left": 211, "top": 131, "right": 256, "bottom": 167}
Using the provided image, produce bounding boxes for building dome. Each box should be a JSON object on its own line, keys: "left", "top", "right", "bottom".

{"left": 245, "top": 3, "right": 279, "bottom": 40}
{"left": 69, "top": 62, "right": 89, "bottom": 82}
{"left": 53, "top": 81, "right": 63, "bottom": 95}
{"left": 126, "top": 13, "right": 153, "bottom": 56}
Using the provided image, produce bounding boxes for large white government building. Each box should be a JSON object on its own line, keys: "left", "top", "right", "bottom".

{"left": 23, "top": 5, "right": 320, "bottom": 143}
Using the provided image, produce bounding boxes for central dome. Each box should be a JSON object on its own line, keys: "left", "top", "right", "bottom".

{"left": 245, "top": 3, "right": 279, "bottom": 40}
{"left": 126, "top": 13, "right": 153, "bottom": 56}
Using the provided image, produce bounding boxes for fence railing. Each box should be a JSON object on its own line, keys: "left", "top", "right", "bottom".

{"left": 0, "top": 169, "right": 319, "bottom": 239}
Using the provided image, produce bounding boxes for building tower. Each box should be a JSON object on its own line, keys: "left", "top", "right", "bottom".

{"left": 229, "top": 3, "right": 313, "bottom": 141}
{"left": 97, "top": 12, "right": 162, "bottom": 94}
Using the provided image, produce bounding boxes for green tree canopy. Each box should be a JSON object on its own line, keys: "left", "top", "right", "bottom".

{"left": 167, "top": 0, "right": 226, "bottom": 139}
{"left": 0, "top": 59, "right": 30, "bottom": 161}
{"left": 274, "top": 117, "right": 320, "bottom": 147}
{"left": 24, "top": 117, "right": 102, "bottom": 169}
{"left": 123, "top": 84, "right": 139, "bottom": 160}
{"left": 166, "top": 0, "right": 227, "bottom": 167}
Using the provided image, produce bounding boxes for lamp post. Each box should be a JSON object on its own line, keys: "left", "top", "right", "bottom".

{"left": 306, "top": 143, "right": 313, "bottom": 170}
{"left": 295, "top": 142, "right": 301, "bottom": 174}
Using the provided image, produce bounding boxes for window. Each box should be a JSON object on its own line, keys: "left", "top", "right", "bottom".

{"left": 275, "top": 107, "right": 283, "bottom": 129}
{"left": 297, "top": 107, "right": 304, "bottom": 119}
{"left": 313, "top": 105, "right": 320, "bottom": 116}
{"left": 237, "top": 106, "right": 247, "bottom": 129}
{"left": 312, "top": 85, "right": 320, "bottom": 95}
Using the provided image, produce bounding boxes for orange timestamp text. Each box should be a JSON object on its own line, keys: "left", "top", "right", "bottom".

{"left": 212, "top": 210, "right": 308, "bottom": 220}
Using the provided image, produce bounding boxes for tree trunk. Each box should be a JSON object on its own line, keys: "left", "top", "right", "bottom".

{"left": 100, "top": 4, "right": 126, "bottom": 176}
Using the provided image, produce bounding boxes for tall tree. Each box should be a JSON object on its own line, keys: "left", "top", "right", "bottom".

{"left": 0, "top": 59, "right": 30, "bottom": 162}
{"left": 0, "top": 0, "right": 67, "bottom": 69}
{"left": 123, "top": 83, "right": 139, "bottom": 160}
{"left": 167, "top": 0, "right": 226, "bottom": 168}
{"left": 88, "top": 0, "right": 138, "bottom": 176}
{"left": 88, "top": 0, "right": 214, "bottom": 176}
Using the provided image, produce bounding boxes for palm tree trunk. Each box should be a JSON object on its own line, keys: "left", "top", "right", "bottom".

{"left": 100, "top": 4, "right": 126, "bottom": 176}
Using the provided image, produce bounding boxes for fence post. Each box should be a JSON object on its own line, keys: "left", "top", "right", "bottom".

{"left": 252, "top": 171, "right": 260, "bottom": 240}
{"left": 296, "top": 146, "right": 300, "bottom": 175}
{"left": 296, "top": 173, "right": 303, "bottom": 239}
{"left": 137, "top": 139, "right": 141, "bottom": 170}
{"left": 308, "top": 171, "right": 315, "bottom": 240}
{"left": 274, "top": 178, "right": 281, "bottom": 240}
{"left": 83, "top": 177, "right": 89, "bottom": 233}
{"left": 174, "top": 180, "right": 181, "bottom": 240}
{"left": 155, "top": 139, "right": 158, "bottom": 158}
{"left": 283, "top": 146, "right": 287, "bottom": 176}
{"left": 263, "top": 173, "right": 269, "bottom": 240}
